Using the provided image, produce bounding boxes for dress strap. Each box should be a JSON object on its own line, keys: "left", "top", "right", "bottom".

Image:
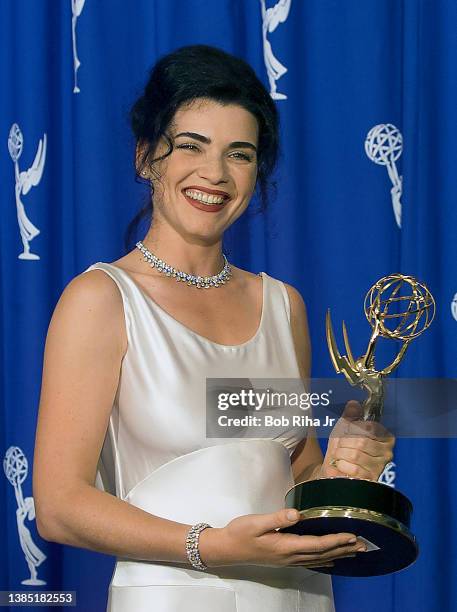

{"left": 262, "top": 272, "right": 291, "bottom": 325}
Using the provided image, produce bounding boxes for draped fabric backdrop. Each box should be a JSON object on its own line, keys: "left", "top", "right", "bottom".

{"left": 1, "top": 1, "right": 456, "bottom": 610}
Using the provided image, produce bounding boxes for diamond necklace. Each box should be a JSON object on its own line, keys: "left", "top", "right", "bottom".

{"left": 135, "top": 240, "right": 232, "bottom": 289}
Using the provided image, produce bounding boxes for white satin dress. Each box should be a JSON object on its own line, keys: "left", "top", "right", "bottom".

{"left": 82, "top": 262, "right": 334, "bottom": 612}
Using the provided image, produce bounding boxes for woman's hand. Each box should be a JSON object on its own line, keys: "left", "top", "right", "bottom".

{"left": 320, "top": 400, "right": 395, "bottom": 480}
{"left": 198, "top": 508, "right": 367, "bottom": 569}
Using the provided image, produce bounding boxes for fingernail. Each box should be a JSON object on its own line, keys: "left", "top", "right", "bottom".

{"left": 347, "top": 537, "right": 357, "bottom": 543}
{"left": 356, "top": 545, "right": 367, "bottom": 552}
{"left": 287, "top": 510, "right": 299, "bottom": 521}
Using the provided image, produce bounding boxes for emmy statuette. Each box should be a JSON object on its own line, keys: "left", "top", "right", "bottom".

{"left": 281, "top": 274, "right": 435, "bottom": 576}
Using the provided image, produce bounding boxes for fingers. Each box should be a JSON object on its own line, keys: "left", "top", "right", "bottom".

{"left": 338, "top": 436, "right": 386, "bottom": 457}
{"left": 331, "top": 447, "right": 379, "bottom": 478}
{"left": 289, "top": 532, "right": 360, "bottom": 556}
{"left": 326, "top": 451, "right": 393, "bottom": 480}
{"left": 322, "top": 400, "right": 396, "bottom": 479}
{"left": 326, "top": 457, "right": 372, "bottom": 479}
{"left": 329, "top": 434, "right": 394, "bottom": 479}
{"left": 290, "top": 540, "right": 367, "bottom": 564}
{"left": 290, "top": 548, "right": 365, "bottom": 565}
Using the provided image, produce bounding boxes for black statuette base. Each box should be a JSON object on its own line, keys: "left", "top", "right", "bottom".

{"left": 280, "top": 478, "right": 418, "bottom": 576}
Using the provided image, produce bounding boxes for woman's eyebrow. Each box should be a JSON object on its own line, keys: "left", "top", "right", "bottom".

{"left": 174, "top": 131, "right": 257, "bottom": 152}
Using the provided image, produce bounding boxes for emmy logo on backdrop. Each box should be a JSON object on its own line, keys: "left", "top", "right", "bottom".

{"left": 8, "top": 123, "right": 46, "bottom": 261}
{"left": 72, "top": 0, "right": 86, "bottom": 93}
{"left": 3, "top": 447, "right": 47, "bottom": 585}
{"left": 451, "top": 293, "right": 457, "bottom": 321}
{"left": 378, "top": 461, "right": 396, "bottom": 488}
{"left": 260, "top": 0, "right": 291, "bottom": 100}
{"left": 365, "top": 123, "right": 403, "bottom": 228}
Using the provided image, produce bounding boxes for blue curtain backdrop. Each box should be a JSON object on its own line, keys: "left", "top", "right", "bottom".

{"left": 1, "top": 1, "right": 456, "bottom": 610}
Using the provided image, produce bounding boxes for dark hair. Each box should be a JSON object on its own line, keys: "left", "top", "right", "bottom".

{"left": 124, "top": 44, "right": 280, "bottom": 252}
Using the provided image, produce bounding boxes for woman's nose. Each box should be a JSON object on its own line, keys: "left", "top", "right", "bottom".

{"left": 196, "top": 156, "right": 229, "bottom": 183}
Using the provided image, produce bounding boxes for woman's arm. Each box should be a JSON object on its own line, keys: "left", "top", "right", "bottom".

{"left": 290, "top": 435, "right": 324, "bottom": 484}
{"left": 283, "top": 283, "right": 324, "bottom": 483}
{"left": 33, "top": 270, "right": 210, "bottom": 563}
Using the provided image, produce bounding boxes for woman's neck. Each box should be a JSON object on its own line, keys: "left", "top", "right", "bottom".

{"left": 141, "top": 225, "right": 226, "bottom": 277}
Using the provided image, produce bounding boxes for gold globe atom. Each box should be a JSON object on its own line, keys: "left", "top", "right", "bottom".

{"left": 363, "top": 273, "right": 435, "bottom": 342}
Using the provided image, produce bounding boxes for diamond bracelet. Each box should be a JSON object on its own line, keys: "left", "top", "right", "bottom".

{"left": 185, "top": 522, "right": 212, "bottom": 570}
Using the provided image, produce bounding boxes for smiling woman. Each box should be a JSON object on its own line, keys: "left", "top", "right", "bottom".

{"left": 32, "top": 45, "right": 381, "bottom": 612}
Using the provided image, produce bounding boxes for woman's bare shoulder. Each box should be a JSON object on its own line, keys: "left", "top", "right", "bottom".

{"left": 51, "top": 267, "right": 127, "bottom": 356}
{"left": 281, "top": 281, "right": 307, "bottom": 314}
{"left": 63, "top": 267, "right": 124, "bottom": 309}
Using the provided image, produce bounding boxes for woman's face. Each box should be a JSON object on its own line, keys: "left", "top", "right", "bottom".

{"left": 147, "top": 98, "right": 259, "bottom": 243}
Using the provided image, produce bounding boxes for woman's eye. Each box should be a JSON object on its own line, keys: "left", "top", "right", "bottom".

{"left": 176, "top": 143, "right": 200, "bottom": 152}
{"left": 230, "top": 151, "right": 252, "bottom": 161}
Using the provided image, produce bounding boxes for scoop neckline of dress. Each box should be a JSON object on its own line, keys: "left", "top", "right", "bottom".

{"left": 97, "top": 262, "right": 267, "bottom": 350}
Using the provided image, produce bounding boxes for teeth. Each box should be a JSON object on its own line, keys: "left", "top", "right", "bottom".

{"left": 184, "top": 189, "right": 226, "bottom": 205}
